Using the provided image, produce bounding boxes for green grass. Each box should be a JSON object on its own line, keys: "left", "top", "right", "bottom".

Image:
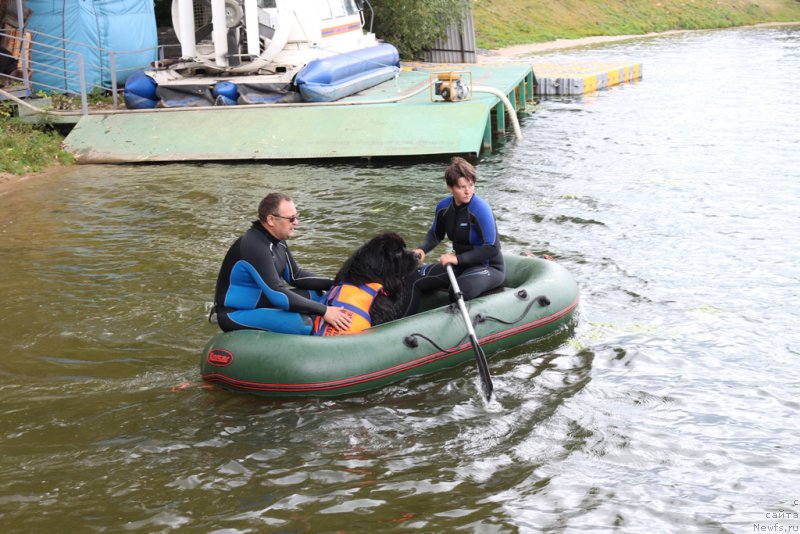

{"left": 473, "top": 0, "right": 800, "bottom": 49}
{"left": 0, "top": 105, "right": 74, "bottom": 175}
{"left": 0, "top": 90, "right": 109, "bottom": 175}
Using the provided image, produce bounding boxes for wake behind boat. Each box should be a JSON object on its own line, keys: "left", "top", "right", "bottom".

{"left": 200, "top": 254, "right": 580, "bottom": 398}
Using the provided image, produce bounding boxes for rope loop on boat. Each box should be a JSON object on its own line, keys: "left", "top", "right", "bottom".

{"left": 403, "top": 292, "right": 551, "bottom": 350}
{"left": 477, "top": 294, "right": 551, "bottom": 326}
{"left": 403, "top": 332, "right": 468, "bottom": 354}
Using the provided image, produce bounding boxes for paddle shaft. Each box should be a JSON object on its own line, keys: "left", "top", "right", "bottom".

{"left": 445, "top": 264, "right": 494, "bottom": 401}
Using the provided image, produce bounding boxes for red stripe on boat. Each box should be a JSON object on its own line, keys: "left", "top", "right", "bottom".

{"left": 321, "top": 22, "right": 362, "bottom": 37}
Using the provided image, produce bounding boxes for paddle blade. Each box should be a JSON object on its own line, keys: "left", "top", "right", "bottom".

{"left": 470, "top": 334, "right": 494, "bottom": 401}
{"left": 446, "top": 264, "right": 494, "bottom": 402}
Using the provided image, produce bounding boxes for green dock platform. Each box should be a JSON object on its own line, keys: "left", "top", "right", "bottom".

{"left": 63, "top": 64, "right": 533, "bottom": 163}
{"left": 58, "top": 60, "right": 641, "bottom": 163}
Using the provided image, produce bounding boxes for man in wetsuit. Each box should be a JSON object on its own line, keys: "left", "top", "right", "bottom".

{"left": 212, "top": 192, "right": 351, "bottom": 334}
{"left": 406, "top": 157, "right": 505, "bottom": 313}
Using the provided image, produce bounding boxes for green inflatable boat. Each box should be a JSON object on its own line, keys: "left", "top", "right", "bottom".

{"left": 200, "top": 254, "right": 579, "bottom": 398}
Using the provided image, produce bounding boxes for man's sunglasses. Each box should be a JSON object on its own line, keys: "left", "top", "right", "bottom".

{"left": 271, "top": 213, "right": 299, "bottom": 223}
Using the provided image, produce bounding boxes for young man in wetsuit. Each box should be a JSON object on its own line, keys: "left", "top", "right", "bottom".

{"left": 212, "top": 192, "right": 351, "bottom": 334}
{"left": 405, "top": 157, "right": 505, "bottom": 313}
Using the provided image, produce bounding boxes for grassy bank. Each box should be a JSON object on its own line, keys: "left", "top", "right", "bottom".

{"left": 473, "top": 0, "right": 800, "bottom": 49}
{"left": 0, "top": 114, "right": 73, "bottom": 175}
{"left": 0, "top": 92, "right": 104, "bottom": 175}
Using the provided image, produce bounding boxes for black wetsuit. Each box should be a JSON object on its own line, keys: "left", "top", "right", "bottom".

{"left": 403, "top": 194, "right": 505, "bottom": 315}
{"left": 213, "top": 221, "right": 332, "bottom": 334}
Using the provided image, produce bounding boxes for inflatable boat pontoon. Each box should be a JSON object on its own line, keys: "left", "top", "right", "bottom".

{"left": 200, "top": 254, "right": 580, "bottom": 398}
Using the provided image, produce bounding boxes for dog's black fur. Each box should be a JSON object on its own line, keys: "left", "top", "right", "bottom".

{"left": 332, "top": 232, "right": 419, "bottom": 326}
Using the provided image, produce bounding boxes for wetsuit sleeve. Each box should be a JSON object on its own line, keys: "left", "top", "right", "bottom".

{"left": 284, "top": 247, "right": 334, "bottom": 291}
{"left": 417, "top": 226, "right": 440, "bottom": 253}
{"left": 417, "top": 199, "right": 448, "bottom": 253}
{"left": 456, "top": 199, "right": 502, "bottom": 267}
{"left": 240, "top": 235, "right": 328, "bottom": 315}
{"left": 457, "top": 241, "right": 500, "bottom": 267}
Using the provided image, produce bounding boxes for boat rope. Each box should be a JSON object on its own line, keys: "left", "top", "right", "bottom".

{"left": 403, "top": 290, "right": 550, "bottom": 351}
{"left": 403, "top": 331, "right": 470, "bottom": 354}
{"left": 308, "top": 42, "right": 405, "bottom": 91}
{"left": 311, "top": 42, "right": 401, "bottom": 73}
{"left": 475, "top": 292, "right": 551, "bottom": 326}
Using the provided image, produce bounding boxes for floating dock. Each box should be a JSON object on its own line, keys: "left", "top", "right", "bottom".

{"left": 62, "top": 63, "right": 533, "bottom": 163}
{"left": 531, "top": 61, "right": 643, "bottom": 96}
{"left": 35, "top": 60, "right": 640, "bottom": 163}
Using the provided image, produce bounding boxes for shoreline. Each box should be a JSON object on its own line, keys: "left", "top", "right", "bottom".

{"left": 478, "top": 30, "right": 692, "bottom": 61}
{"left": 477, "top": 21, "right": 799, "bottom": 60}
{"left": 0, "top": 171, "right": 28, "bottom": 196}
{"left": 0, "top": 166, "right": 64, "bottom": 196}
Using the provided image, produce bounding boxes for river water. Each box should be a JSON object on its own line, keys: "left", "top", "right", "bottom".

{"left": 1, "top": 25, "right": 798, "bottom": 532}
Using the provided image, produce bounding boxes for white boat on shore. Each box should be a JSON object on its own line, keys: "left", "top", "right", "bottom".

{"left": 125, "top": 0, "right": 399, "bottom": 108}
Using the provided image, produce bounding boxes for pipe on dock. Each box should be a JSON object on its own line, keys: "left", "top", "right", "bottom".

{"left": 473, "top": 85, "right": 522, "bottom": 141}
{"left": 211, "top": 0, "right": 228, "bottom": 66}
{"left": 177, "top": 0, "right": 197, "bottom": 59}
{"left": 244, "top": 0, "right": 260, "bottom": 58}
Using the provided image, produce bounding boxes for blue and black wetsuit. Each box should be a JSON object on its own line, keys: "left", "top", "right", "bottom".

{"left": 403, "top": 194, "right": 504, "bottom": 315}
{"left": 213, "top": 221, "right": 332, "bottom": 334}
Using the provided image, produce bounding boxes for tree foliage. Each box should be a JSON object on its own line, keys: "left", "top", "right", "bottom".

{"left": 368, "top": 0, "right": 471, "bottom": 59}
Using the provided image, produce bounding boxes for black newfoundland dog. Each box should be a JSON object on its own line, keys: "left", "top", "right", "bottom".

{"left": 331, "top": 231, "right": 420, "bottom": 327}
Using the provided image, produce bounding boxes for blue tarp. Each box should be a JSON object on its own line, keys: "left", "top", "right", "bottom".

{"left": 26, "top": 0, "right": 157, "bottom": 94}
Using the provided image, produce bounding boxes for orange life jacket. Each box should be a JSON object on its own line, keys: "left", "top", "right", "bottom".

{"left": 313, "top": 282, "right": 383, "bottom": 336}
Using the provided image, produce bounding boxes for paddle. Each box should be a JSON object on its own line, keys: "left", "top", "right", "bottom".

{"left": 445, "top": 264, "right": 494, "bottom": 402}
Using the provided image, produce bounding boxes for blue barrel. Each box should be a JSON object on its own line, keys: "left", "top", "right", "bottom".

{"left": 124, "top": 71, "right": 158, "bottom": 109}
{"left": 213, "top": 81, "right": 239, "bottom": 106}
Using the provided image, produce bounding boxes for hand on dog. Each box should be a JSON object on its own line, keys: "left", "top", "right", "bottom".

{"left": 413, "top": 248, "right": 425, "bottom": 263}
{"left": 324, "top": 306, "right": 352, "bottom": 332}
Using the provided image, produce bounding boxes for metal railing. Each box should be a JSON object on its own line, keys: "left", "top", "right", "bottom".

{"left": 0, "top": 28, "right": 158, "bottom": 114}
